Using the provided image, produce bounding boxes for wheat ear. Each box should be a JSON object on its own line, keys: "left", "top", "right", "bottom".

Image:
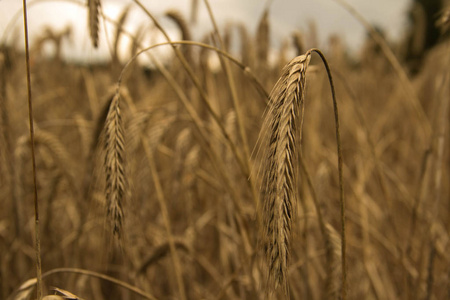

{"left": 103, "top": 92, "right": 126, "bottom": 240}
{"left": 88, "top": 0, "right": 101, "bottom": 48}
{"left": 165, "top": 10, "right": 192, "bottom": 42}
{"left": 260, "top": 54, "right": 310, "bottom": 296}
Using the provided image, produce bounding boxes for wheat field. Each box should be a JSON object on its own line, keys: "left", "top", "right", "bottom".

{"left": 0, "top": 0, "right": 449, "bottom": 299}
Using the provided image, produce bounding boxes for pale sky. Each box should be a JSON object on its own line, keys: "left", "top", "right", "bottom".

{"left": 0, "top": 0, "right": 412, "bottom": 63}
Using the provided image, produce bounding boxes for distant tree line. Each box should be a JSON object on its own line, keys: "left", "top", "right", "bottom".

{"left": 405, "top": 0, "right": 448, "bottom": 72}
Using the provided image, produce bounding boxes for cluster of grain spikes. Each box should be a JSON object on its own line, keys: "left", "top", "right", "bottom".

{"left": 258, "top": 49, "right": 346, "bottom": 299}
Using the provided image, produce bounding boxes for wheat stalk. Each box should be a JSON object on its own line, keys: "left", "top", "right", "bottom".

{"left": 21, "top": 1, "right": 42, "bottom": 298}
{"left": 237, "top": 23, "right": 253, "bottom": 67}
{"left": 112, "top": 5, "right": 131, "bottom": 64}
{"left": 165, "top": 10, "right": 192, "bottom": 63}
{"left": 137, "top": 240, "right": 190, "bottom": 275}
{"left": 203, "top": 0, "right": 259, "bottom": 207}
{"left": 308, "top": 48, "right": 347, "bottom": 299}
{"left": 0, "top": 50, "right": 14, "bottom": 219}
{"left": 260, "top": 54, "right": 311, "bottom": 296}
{"left": 11, "top": 268, "right": 158, "bottom": 300}
{"left": 172, "top": 128, "right": 192, "bottom": 198}
{"left": 256, "top": 7, "right": 270, "bottom": 83}
{"left": 292, "top": 31, "right": 305, "bottom": 56}
{"left": 16, "top": 129, "right": 77, "bottom": 195}
{"left": 325, "top": 223, "right": 342, "bottom": 299}
{"left": 190, "top": 0, "right": 199, "bottom": 24}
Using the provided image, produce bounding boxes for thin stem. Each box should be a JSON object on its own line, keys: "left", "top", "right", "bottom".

{"left": 120, "top": 53, "right": 254, "bottom": 257}
{"left": 9, "top": 268, "right": 158, "bottom": 300}
{"left": 203, "top": 0, "right": 260, "bottom": 209}
{"left": 307, "top": 48, "right": 347, "bottom": 300}
{"left": 117, "top": 40, "right": 267, "bottom": 100}
{"left": 132, "top": 0, "right": 255, "bottom": 188}
{"left": 22, "top": 0, "right": 42, "bottom": 299}
{"left": 142, "top": 139, "right": 187, "bottom": 300}
{"left": 122, "top": 90, "right": 186, "bottom": 300}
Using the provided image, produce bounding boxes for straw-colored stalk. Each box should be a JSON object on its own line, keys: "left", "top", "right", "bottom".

{"left": 112, "top": 5, "right": 131, "bottom": 64}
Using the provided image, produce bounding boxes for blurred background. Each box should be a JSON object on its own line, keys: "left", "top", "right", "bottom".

{"left": 1, "top": 0, "right": 443, "bottom": 63}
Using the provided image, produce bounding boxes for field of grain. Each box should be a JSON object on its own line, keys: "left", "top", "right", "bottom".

{"left": 1, "top": 0, "right": 449, "bottom": 299}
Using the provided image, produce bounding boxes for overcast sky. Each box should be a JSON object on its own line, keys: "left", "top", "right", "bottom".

{"left": 0, "top": 0, "right": 412, "bottom": 62}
